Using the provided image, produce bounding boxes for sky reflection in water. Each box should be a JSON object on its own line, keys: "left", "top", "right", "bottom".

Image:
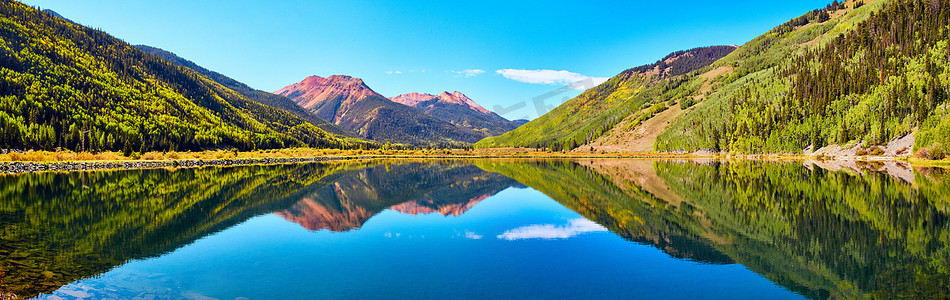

{"left": 39, "top": 186, "right": 799, "bottom": 300}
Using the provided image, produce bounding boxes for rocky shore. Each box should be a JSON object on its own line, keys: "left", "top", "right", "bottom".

{"left": 0, "top": 156, "right": 366, "bottom": 174}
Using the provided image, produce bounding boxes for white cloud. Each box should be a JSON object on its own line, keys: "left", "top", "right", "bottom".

{"left": 385, "top": 70, "right": 403, "bottom": 75}
{"left": 452, "top": 69, "right": 486, "bottom": 78}
{"left": 464, "top": 231, "right": 483, "bottom": 240}
{"left": 497, "top": 218, "right": 608, "bottom": 241}
{"left": 496, "top": 69, "right": 608, "bottom": 89}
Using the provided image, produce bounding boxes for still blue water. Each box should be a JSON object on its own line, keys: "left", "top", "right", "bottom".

{"left": 5, "top": 159, "right": 947, "bottom": 299}
{"left": 40, "top": 187, "right": 799, "bottom": 300}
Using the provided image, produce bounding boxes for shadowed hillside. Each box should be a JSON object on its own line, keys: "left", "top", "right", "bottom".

{"left": 135, "top": 45, "right": 360, "bottom": 139}
{"left": 390, "top": 91, "right": 523, "bottom": 136}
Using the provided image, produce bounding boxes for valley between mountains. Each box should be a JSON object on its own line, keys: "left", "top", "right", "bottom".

{"left": 1, "top": 0, "right": 949, "bottom": 163}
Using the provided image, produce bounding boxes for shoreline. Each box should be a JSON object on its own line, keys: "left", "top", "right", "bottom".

{"left": 0, "top": 156, "right": 365, "bottom": 174}
{"left": 0, "top": 149, "right": 946, "bottom": 174}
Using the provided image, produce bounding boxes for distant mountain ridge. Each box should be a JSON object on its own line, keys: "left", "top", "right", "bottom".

{"left": 41, "top": 9, "right": 75, "bottom": 25}
{"left": 390, "top": 91, "right": 523, "bottom": 136}
{"left": 387, "top": 194, "right": 490, "bottom": 217}
{"left": 389, "top": 92, "right": 440, "bottom": 107}
{"left": 275, "top": 75, "right": 493, "bottom": 145}
{"left": 391, "top": 91, "right": 491, "bottom": 114}
{"left": 625, "top": 45, "right": 739, "bottom": 78}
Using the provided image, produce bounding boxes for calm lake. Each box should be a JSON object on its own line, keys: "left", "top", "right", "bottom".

{"left": 1, "top": 159, "right": 948, "bottom": 299}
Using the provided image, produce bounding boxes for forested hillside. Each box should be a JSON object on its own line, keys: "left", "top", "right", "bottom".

{"left": 0, "top": 1, "right": 364, "bottom": 153}
{"left": 476, "top": 46, "right": 736, "bottom": 150}
{"left": 484, "top": 0, "right": 950, "bottom": 159}
{"left": 658, "top": 0, "right": 950, "bottom": 157}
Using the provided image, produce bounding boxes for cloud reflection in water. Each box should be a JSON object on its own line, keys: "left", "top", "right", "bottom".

{"left": 497, "top": 218, "right": 607, "bottom": 241}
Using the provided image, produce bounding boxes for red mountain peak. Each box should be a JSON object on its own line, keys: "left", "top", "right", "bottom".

{"left": 274, "top": 75, "right": 382, "bottom": 111}
{"left": 389, "top": 92, "right": 437, "bottom": 107}
{"left": 390, "top": 91, "right": 492, "bottom": 115}
{"left": 435, "top": 91, "right": 491, "bottom": 115}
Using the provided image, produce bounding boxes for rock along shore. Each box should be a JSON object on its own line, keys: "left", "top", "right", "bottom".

{"left": 0, "top": 156, "right": 367, "bottom": 174}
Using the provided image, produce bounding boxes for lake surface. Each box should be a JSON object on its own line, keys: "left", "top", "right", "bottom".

{"left": 1, "top": 159, "right": 948, "bottom": 299}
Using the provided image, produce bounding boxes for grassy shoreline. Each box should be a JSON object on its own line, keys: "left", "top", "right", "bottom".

{"left": 0, "top": 147, "right": 947, "bottom": 173}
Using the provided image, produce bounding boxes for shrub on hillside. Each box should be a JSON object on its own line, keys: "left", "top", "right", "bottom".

{"left": 680, "top": 99, "right": 696, "bottom": 110}
{"left": 916, "top": 144, "right": 947, "bottom": 160}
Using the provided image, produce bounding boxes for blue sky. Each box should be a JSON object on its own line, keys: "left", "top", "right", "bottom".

{"left": 24, "top": 0, "right": 831, "bottom": 120}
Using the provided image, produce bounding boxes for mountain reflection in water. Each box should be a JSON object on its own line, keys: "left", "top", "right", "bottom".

{"left": 478, "top": 159, "right": 950, "bottom": 299}
{"left": 1, "top": 159, "right": 947, "bottom": 299}
{"left": 274, "top": 162, "right": 523, "bottom": 231}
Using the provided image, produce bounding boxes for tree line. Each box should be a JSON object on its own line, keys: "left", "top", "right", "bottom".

{"left": 0, "top": 1, "right": 367, "bottom": 153}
